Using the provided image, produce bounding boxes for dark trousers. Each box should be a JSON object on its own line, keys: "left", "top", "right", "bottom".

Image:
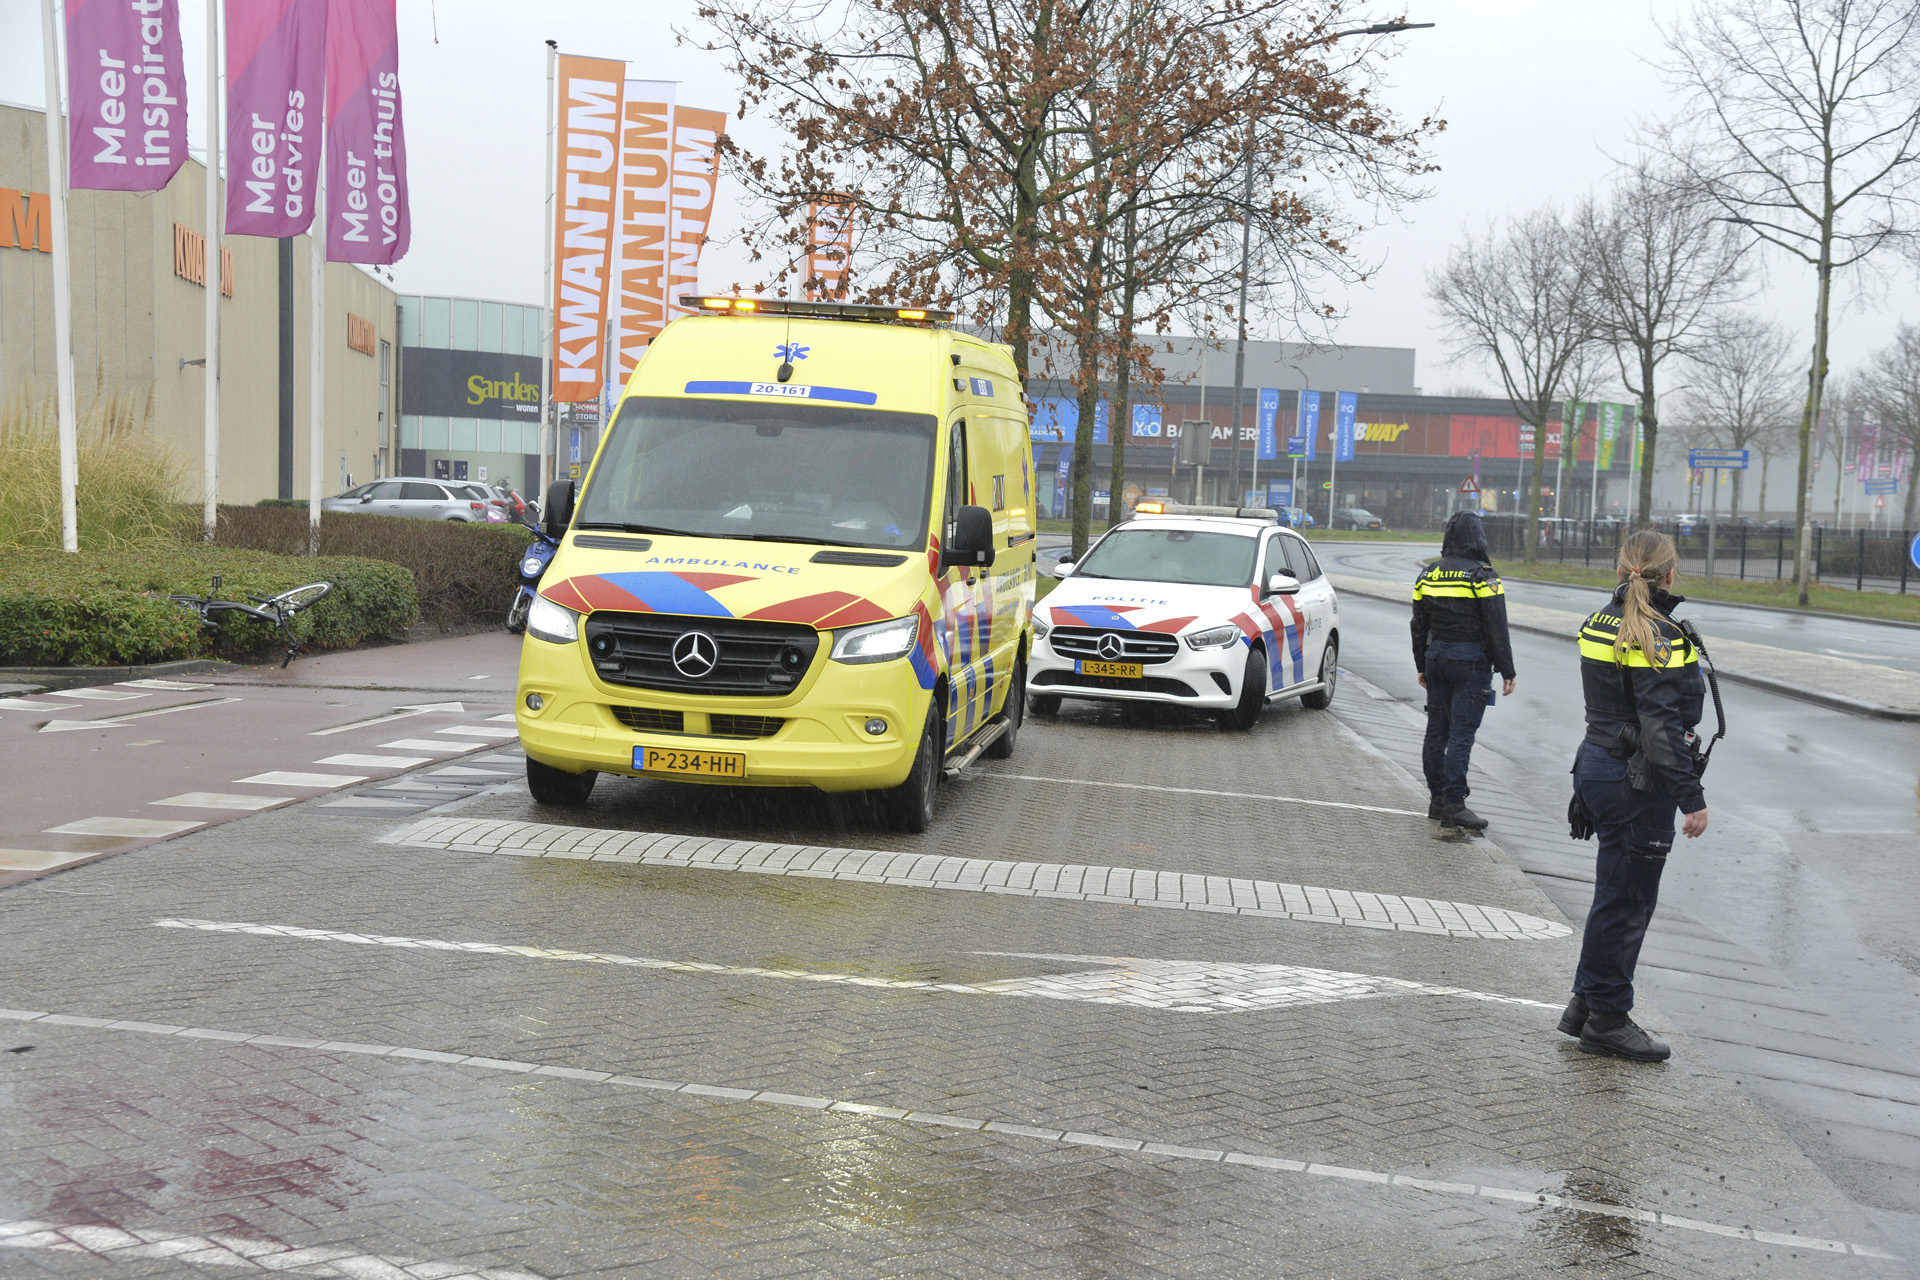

{"left": 1572, "top": 741, "right": 1676, "bottom": 1016}
{"left": 1421, "top": 641, "right": 1491, "bottom": 804}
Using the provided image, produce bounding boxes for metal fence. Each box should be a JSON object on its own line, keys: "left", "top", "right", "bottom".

{"left": 1477, "top": 515, "right": 1916, "bottom": 594}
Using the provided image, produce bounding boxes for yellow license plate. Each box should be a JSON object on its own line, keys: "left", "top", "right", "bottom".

{"left": 637, "top": 747, "right": 746, "bottom": 778}
{"left": 1077, "top": 660, "right": 1142, "bottom": 679}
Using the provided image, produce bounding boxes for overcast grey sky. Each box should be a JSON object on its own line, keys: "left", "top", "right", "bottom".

{"left": 3, "top": 0, "right": 1912, "bottom": 398}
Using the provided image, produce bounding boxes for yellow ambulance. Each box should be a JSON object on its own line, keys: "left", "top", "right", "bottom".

{"left": 515, "top": 297, "right": 1036, "bottom": 831}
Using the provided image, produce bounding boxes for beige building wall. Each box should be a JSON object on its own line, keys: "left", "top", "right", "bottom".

{"left": 1, "top": 101, "right": 397, "bottom": 505}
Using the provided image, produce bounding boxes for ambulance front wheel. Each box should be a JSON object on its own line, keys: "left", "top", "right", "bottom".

{"left": 986, "top": 658, "right": 1025, "bottom": 759}
{"left": 526, "top": 756, "right": 597, "bottom": 807}
{"left": 882, "top": 699, "right": 944, "bottom": 833}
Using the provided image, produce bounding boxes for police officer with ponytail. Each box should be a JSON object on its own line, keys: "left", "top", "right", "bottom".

{"left": 1561, "top": 530, "right": 1713, "bottom": 1063}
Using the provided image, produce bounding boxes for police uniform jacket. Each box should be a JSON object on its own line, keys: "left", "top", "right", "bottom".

{"left": 1410, "top": 516, "right": 1516, "bottom": 680}
{"left": 1578, "top": 584, "right": 1707, "bottom": 814}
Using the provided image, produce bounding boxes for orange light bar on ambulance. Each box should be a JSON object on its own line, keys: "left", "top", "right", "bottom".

{"left": 679, "top": 296, "right": 955, "bottom": 326}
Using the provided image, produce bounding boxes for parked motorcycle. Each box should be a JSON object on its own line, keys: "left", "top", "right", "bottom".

{"left": 506, "top": 522, "right": 559, "bottom": 635}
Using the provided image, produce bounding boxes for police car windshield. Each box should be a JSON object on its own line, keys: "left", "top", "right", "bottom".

{"left": 1073, "top": 528, "right": 1257, "bottom": 588}
{"left": 576, "top": 396, "right": 938, "bottom": 551}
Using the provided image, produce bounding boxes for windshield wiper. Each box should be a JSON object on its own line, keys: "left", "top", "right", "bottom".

{"left": 575, "top": 521, "right": 686, "bottom": 536}
{"left": 731, "top": 533, "right": 870, "bottom": 548}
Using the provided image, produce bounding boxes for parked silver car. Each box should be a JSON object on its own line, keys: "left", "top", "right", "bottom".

{"left": 323, "top": 478, "right": 495, "bottom": 522}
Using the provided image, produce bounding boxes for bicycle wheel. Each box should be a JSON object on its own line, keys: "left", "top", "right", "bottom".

{"left": 266, "top": 582, "right": 333, "bottom": 615}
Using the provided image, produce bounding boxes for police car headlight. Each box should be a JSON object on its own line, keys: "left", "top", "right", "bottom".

{"left": 1031, "top": 617, "right": 1050, "bottom": 641}
{"left": 1184, "top": 624, "right": 1241, "bottom": 650}
{"left": 526, "top": 596, "right": 580, "bottom": 645}
{"left": 830, "top": 614, "right": 919, "bottom": 664}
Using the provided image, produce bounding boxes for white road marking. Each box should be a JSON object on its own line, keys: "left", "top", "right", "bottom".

{"left": 436, "top": 725, "right": 518, "bottom": 739}
{"left": 38, "top": 698, "right": 242, "bottom": 734}
{"left": 0, "top": 1216, "right": 544, "bottom": 1278}
{"left": 384, "top": 817, "right": 1571, "bottom": 941}
{"left": 0, "top": 697, "right": 76, "bottom": 709}
{"left": 309, "top": 701, "right": 466, "bottom": 736}
{"left": 0, "top": 1007, "right": 1890, "bottom": 1261}
{"left": 488, "top": 712, "right": 517, "bottom": 721}
{"left": 150, "top": 793, "right": 293, "bottom": 811}
{"left": 150, "top": 919, "right": 1559, "bottom": 1014}
{"left": 971, "top": 771, "right": 1425, "bottom": 818}
{"left": 117, "top": 679, "right": 213, "bottom": 690}
{"left": 378, "top": 738, "right": 470, "bottom": 752}
{"left": 53, "top": 688, "right": 147, "bottom": 700}
{"left": 232, "top": 771, "right": 368, "bottom": 788}
{"left": 43, "top": 817, "right": 202, "bottom": 838}
{"left": 313, "top": 753, "right": 431, "bottom": 769}
{"left": 0, "top": 850, "right": 78, "bottom": 872}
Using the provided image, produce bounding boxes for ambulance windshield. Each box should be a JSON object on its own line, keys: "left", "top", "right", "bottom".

{"left": 1073, "top": 529, "right": 1258, "bottom": 588}
{"left": 576, "top": 397, "right": 939, "bottom": 551}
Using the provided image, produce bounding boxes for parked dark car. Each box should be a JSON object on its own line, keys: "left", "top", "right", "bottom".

{"left": 1333, "top": 506, "right": 1385, "bottom": 532}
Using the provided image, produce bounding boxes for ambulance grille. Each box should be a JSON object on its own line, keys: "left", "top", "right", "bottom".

{"left": 609, "top": 706, "right": 685, "bottom": 733}
{"left": 584, "top": 613, "right": 819, "bottom": 696}
{"left": 1047, "top": 627, "right": 1180, "bottom": 665}
{"left": 708, "top": 715, "right": 787, "bottom": 739}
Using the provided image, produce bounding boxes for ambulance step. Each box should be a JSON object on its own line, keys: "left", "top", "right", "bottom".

{"left": 942, "top": 715, "right": 1010, "bottom": 778}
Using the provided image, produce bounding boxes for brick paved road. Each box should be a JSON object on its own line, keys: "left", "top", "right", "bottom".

{"left": 0, "top": 643, "right": 1905, "bottom": 1277}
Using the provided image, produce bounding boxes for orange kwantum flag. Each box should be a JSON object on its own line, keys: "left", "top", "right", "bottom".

{"left": 551, "top": 56, "right": 625, "bottom": 403}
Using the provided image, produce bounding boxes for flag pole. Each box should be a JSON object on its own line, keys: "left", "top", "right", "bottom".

{"left": 203, "top": 0, "right": 223, "bottom": 542}
{"left": 308, "top": 116, "right": 326, "bottom": 554}
{"left": 539, "top": 39, "right": 557, "bottom": 505}
{"left": 39, "top": 0, "right": 79, "bottom": 553}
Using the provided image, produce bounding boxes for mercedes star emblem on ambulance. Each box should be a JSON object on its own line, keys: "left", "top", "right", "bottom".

{"left": 672, "top": 631, "right": 718, "bottom": 678}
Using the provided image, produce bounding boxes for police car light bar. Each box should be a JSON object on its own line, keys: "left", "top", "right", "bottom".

{"left": 681, "top": 296, "right": 955, "bottom": 326}
{"left": 1132, "top": 501, "right": 1278, "bottom": 522}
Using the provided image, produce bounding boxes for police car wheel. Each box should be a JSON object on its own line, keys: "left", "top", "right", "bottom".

{"left": 525, "top": 757, "right": 596, "bottom": 806}
{"left": 883, "top": 700, "right": 943, "bottom": 833}
{"left": 1028, "top": 693, "right": 1062, "bottom": 716}
{"left": 1224, "top": 645, "right": 1266, "bottom": 731}
{"left": 986, "top": 659, "right": 1024, "bottom": 759}
{"left": 1301, "top": 638, "right": 1339, "bottom": 710}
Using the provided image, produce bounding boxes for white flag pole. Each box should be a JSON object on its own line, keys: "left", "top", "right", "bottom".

{"left": 39, "top": 0, "right": 79, "bottom": 553}
{"left": 202, "top": 0, "right": 223, "bottom": 542}
{"left": 539, "top": 39, "right": 557, "bottom": 505}
{"left": 308, "top": 118, "right": 326, "bottom": 554}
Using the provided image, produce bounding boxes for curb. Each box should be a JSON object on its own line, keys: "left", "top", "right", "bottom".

{"left": 0, "top": 658, "right": 238, "bottom": 694}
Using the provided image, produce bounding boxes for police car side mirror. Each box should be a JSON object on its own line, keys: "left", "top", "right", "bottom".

{"left": 944, "top": 505, "right": 995, "bottom": 570}
{"left": 1266, "top": 571, "right": 1300, "bottom": 596}
{"left": 542, "top": 479, "right": 575, "bottom": 539}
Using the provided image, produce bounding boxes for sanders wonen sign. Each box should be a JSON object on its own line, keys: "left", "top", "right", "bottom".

{"left": 401, "top": 347, "right": 542, "bottom": 420}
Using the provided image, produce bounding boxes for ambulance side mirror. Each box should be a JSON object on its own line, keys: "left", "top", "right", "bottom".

{"left": 945, "top": 505, "right": 995, "bottom": 571}
{"left": 542, "top": 479, "right": 575, "bottom": 539}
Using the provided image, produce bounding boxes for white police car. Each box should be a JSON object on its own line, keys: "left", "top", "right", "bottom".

{"left": 1029, "top": 503, "right": 1339, "bottom": 729}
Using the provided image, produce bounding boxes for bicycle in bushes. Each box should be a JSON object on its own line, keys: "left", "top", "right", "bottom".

{"left": 169, "top": 576, "right": 333, "bottom": 668}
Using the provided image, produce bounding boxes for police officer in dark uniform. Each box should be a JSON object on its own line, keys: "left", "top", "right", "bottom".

{"left": 1561, "top": 529, "right": 1710, "bottom": 1063}
{"left": 1411, "top": 510, "right": 1516, "bottom": 831}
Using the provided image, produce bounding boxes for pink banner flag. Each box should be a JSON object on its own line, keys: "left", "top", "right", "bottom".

{"left": 66, "top": 0, "right": 189, "bottom": 191}
{"left": 224, "top": 0, "right": 324, "bottom": 236}
{"left": 323, "top": 0, "right": 408, "bottom": 263}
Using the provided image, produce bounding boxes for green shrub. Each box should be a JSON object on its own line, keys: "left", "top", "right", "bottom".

{"left": 214, "top": 506, "right": 532, "bottom": 627}
{"left": 0, "top": 387, "right": 196, "bottom": 551}
{"left": 0, "top": 547, "right": 418, "bottom": 667}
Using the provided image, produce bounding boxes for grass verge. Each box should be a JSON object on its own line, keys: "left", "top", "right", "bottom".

{"left": 1492, "top": 559, "right": 1920, "bottom": 625}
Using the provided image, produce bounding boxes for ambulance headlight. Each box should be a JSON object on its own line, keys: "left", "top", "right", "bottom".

{"left": 830, "top": 615, "right": 919, "bottom": 664}
{"left": 1185, "top": 624, "right": 1241, "bottom": 650}
{"left": 526, "top": 596, "right": 580, "bottom": 645}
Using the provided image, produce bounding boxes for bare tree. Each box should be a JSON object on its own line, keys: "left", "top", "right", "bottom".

{"left": 1687, "top": 312, "right": 1798, "bottom": 519}
{"left": 1655, "top": 0, "right": 1920, "bottom": 601}
{"left": 1428, "top": 208, "right": 1592, "bottom": 562}
{"left": 1575, "top": 157, "right": 1750, "bottom": 525}
{"left": 1858, "top": 323, "right": 1920, "bottom": 529}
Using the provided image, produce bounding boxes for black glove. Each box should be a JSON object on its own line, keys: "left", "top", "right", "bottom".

{"left": 1567, "top": 791, "right": 1596, "bottom": 841}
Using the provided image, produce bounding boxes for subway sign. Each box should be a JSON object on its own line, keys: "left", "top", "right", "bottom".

{"left": 400, "top": 347, "right": 543, "bottom": 421}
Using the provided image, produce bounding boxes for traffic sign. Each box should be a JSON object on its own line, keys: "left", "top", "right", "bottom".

{"left": 1459, "top": 477, "right": 1479, "bottom": 494}
{"left": 1286, "top": 434, "right": 1307, "bottom": 457}
{"left": 1688, "top": 448, "right": 1749, "bottom": 469}
{"left": 1911, "top": 531, "right": 1920, "bottom": 571}
{"left": 1864, "top": 478, "right": 1899, "bottom": 496}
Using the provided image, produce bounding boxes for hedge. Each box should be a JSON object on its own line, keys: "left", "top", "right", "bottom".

{"left": 215, "top": 506, "right": 533, "bottom": 627}
{"left": 0, "top": 547, "right": 418, "bottom": 667}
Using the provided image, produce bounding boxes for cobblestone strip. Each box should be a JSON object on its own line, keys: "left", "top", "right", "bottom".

{"left": 380, "top": 817, "right": 1571, "bottom": 941}
{"left": 150, "top": 919, "right": 1564, "bottom": 1014}
{"left": 0, "top": 1215, "right": 544, "bottom": 1278}
{"left": 0, "top": 1007, "right": 1891, "bottom": 1262}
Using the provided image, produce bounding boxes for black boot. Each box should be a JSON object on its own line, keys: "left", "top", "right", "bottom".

{"left": 1428, "top": 795, "right": 1444, "bottom": 821}
{"left": 1579, "top": 1012, "right": 1670, "bottom": 1063}
{"left": 1557, "top": 993, "right": 1588, "bottom": 1038}
{"left": 1441, "top": 802, "right": 1488, "bottom": 831}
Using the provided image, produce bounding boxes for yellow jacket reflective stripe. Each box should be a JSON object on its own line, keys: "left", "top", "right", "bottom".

{"left": 1576, "top": 617, "right": 1697, "bottom": 668}
{"left": 1411, "top": 579, "right": 1505, "bottom": 600}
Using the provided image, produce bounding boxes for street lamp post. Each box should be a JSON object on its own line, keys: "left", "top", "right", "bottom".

{"left": 1224, "top": 21, "right": 1432, "bottom": 505}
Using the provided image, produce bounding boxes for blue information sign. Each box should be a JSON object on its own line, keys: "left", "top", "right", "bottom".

{"left": 1864, "top": 478, "right": 1899, "bottom": 496}
{"left": 1688, "top": 448, "right": 1749, "bottom": 469}
{"left": 1295, "top": 391, "right": 1320, "bottom": 461}
{"left": 1911, "top": 531, "right": 1920, "bottom": 571}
